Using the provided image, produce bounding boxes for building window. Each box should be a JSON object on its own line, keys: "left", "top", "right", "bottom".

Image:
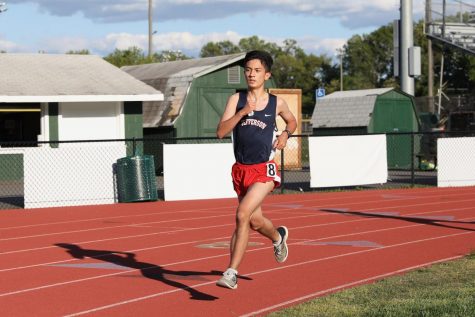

{"left": 227, "top": 66, "right": 240, "bottom": 84}
{"left": 0, "top": 103, "right": 41, "bottom": 146}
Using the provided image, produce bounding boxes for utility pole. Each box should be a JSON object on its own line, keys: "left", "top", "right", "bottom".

{"left": 438, "top": 0, "right": 447, "bottom": 116}
{"left": 426, "top": 0, "right": 435, "bottom": 113}
{"left": 337, "top": 48, "right": 344, "bottom": 91}
{"left": 148, "top": 0, "right": 153, "bottom": 58}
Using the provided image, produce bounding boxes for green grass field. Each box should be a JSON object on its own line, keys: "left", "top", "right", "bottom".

{"left": 268, "top": 252, "right": 475, "bottom": 317}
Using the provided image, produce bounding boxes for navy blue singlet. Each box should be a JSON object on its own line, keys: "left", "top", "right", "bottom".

{"left": 233, "top": 92, "right": 277, "bottom": 164}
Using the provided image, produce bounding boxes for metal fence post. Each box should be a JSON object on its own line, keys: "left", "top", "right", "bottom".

{"left": 132, "top": 137, "right": 137, "bottom": 156}
{"left": 411, "top": 132, "right": 415, "bottom": 187}
{"left": 280, "top": 148, "right": 285, "bottom": 194}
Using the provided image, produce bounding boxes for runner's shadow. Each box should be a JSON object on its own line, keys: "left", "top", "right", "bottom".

{"left": 54, "top": 243, "right": 227, "bottom": 301}
{"left": 320, "top": 209, "right": 475, "bottom": 232}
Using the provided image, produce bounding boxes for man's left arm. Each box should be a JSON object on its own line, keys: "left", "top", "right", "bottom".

{"left": 274, "top": 98, "right": 297, "bottom": 150}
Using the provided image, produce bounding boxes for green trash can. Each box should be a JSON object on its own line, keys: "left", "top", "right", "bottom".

{"left": 116, "top": 155, "right": 158, "bottom": 203}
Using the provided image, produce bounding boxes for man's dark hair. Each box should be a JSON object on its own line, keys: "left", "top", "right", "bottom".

{"left": 242, "top": 50, "right": 273, "bottom": 72}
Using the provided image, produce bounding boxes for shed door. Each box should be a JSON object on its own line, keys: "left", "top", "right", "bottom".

{"left": 198, "top": 88, "right": 235, "bottom": 137}
{"left": 372, "top": 100, "right": 415, "bottom": 132}
{"left": 372, "top": 99, "right": 416, "bottom": 169}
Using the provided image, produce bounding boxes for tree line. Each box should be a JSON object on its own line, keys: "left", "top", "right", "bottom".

{"left": 54, "top": 18, "right": 475, "bottom": 115}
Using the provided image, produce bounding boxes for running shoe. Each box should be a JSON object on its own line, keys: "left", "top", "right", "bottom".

{"left": 274, "top": 226, "right": 289, "bottom": 263}
{"left": 216, "top": 270, "right": 237, "bottom": 289}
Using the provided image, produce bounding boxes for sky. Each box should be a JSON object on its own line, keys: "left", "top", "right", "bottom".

{"left": 0, "top": 0, "right": 437, "bottom": 59}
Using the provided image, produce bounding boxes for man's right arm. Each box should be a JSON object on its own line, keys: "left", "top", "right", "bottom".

{"left": 217, "top": 94, "right": 248, "bottom": 139}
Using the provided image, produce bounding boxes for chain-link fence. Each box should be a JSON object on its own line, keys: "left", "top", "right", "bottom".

{"left": 414, "top": 95, "right": 475, "bottom": 119}
{"left": 0, "top": 139, "right": 138, "bottom": 210}
{"left": 1, "top": 131, "right": 475, "bottom": 209}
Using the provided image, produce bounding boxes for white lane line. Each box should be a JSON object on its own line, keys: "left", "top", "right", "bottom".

{"left": 0, "top": 214, "right": 235, "bottom": 241}
{"left": 0, "top": 205, "right": 235, "bottom": 231}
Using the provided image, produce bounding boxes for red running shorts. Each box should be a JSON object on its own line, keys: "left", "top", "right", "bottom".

{"left": 231, "top": 160, "right": 281, "bottom": 197}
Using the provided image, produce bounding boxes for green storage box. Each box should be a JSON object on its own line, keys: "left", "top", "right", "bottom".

{"left": 116, "top": 155, "right": 158, "bottom": 203}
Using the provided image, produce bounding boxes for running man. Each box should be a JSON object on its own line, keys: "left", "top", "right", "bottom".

{"left": 216, "top": 50, "right": 297, "bottom": 289}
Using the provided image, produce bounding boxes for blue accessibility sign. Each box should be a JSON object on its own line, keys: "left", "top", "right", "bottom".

{"left": 316, "top": 88, "right": 325, "bottom": 99}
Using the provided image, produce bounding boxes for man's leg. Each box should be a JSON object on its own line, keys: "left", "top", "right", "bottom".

{"left": 228, "top": 181, "right": 274, "bottom": 270}
{"left": 249, "top": 198, "right": 289, "bottom": 263}
{"left": 249, "top": 206, "right": 280, "bottom": 242}
{"left": 228, "top": 197, "right": 279, "bottom": 257}
{"left": 218, "top": 182, "right": 274, "bottom": 289}
{"left": 217, "top": 181, "right": 283, "bottom": 289}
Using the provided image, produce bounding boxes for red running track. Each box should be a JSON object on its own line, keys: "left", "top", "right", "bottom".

{"left": 1, "top": 187, "right": 475, "bottom": 316}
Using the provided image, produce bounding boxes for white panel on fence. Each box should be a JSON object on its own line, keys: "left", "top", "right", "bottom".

{"left": 308, "top": 135, "right": 388, "bottom": 188}
{"left": 163, "top": 143, "right": 236, "bottom": 201}
{"left": 438, "top": 137, "right": 475, "bottom": 187}
{"left": 24, "top": 145, "right": 126, "bottom": 208}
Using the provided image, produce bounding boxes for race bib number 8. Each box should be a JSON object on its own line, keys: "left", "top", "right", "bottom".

{"left": 266, "top": 163, "right": 277, "bottom": 177}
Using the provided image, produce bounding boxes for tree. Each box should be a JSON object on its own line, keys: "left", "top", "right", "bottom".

{"left": 200, "top": 41, "right": 240, "bottom": 57}
{"left": 343, "top": 23, "right": 394, "bottom": 90}
{"left": 154, "top": 50, "right": 191, "bottom": 62}
{"left": 65, "top": 49, "right": 90, "bottom": 55}
{"left": 272, "top": 40, "right": 337, "bottom": 114}
{"left": 104, "top": 47, "right": 192, "bottom": 67}
{"left": 103, "top": 47, "right": 149, "bottom": 68}
{"left": 238, "top": 36, "right": 280, "bottom": 55}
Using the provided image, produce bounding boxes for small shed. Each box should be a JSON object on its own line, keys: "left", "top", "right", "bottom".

{"left": 310, "top": 88, "right": 421, "bottom": 168}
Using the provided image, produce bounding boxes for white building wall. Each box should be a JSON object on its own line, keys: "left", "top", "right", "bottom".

{"left": 58, "top": 102, "right": 124, "bottom": 141}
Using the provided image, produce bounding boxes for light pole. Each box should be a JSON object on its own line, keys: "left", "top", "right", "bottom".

{"left": 148, "top": 0, "right": 153, "bottom": 58}
{"left": 400, "top": 0, "right": 415, "bottom": 96}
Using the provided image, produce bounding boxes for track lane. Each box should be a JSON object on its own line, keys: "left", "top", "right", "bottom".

{"left": 0, "top": 187, "right": 474, "bottom": 316}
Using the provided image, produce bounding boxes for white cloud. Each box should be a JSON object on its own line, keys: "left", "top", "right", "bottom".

{"left": 40, "top": 36, "right": 93, "bottom": 53}
{"left": 93, "top": 31, "right": 243, "bottom": 55}
{"left": 298, "top": 37, "right": 347, "bottom": 57}
{"left": 0, "top": 37, "right": 22, "bottom": 52}
{"left": 102, "top": 33, "right": 148, "bottom": 51}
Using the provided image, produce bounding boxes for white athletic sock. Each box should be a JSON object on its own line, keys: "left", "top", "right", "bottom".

{"left": 225, "top": 268, "right": 238, "bottom": 276}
